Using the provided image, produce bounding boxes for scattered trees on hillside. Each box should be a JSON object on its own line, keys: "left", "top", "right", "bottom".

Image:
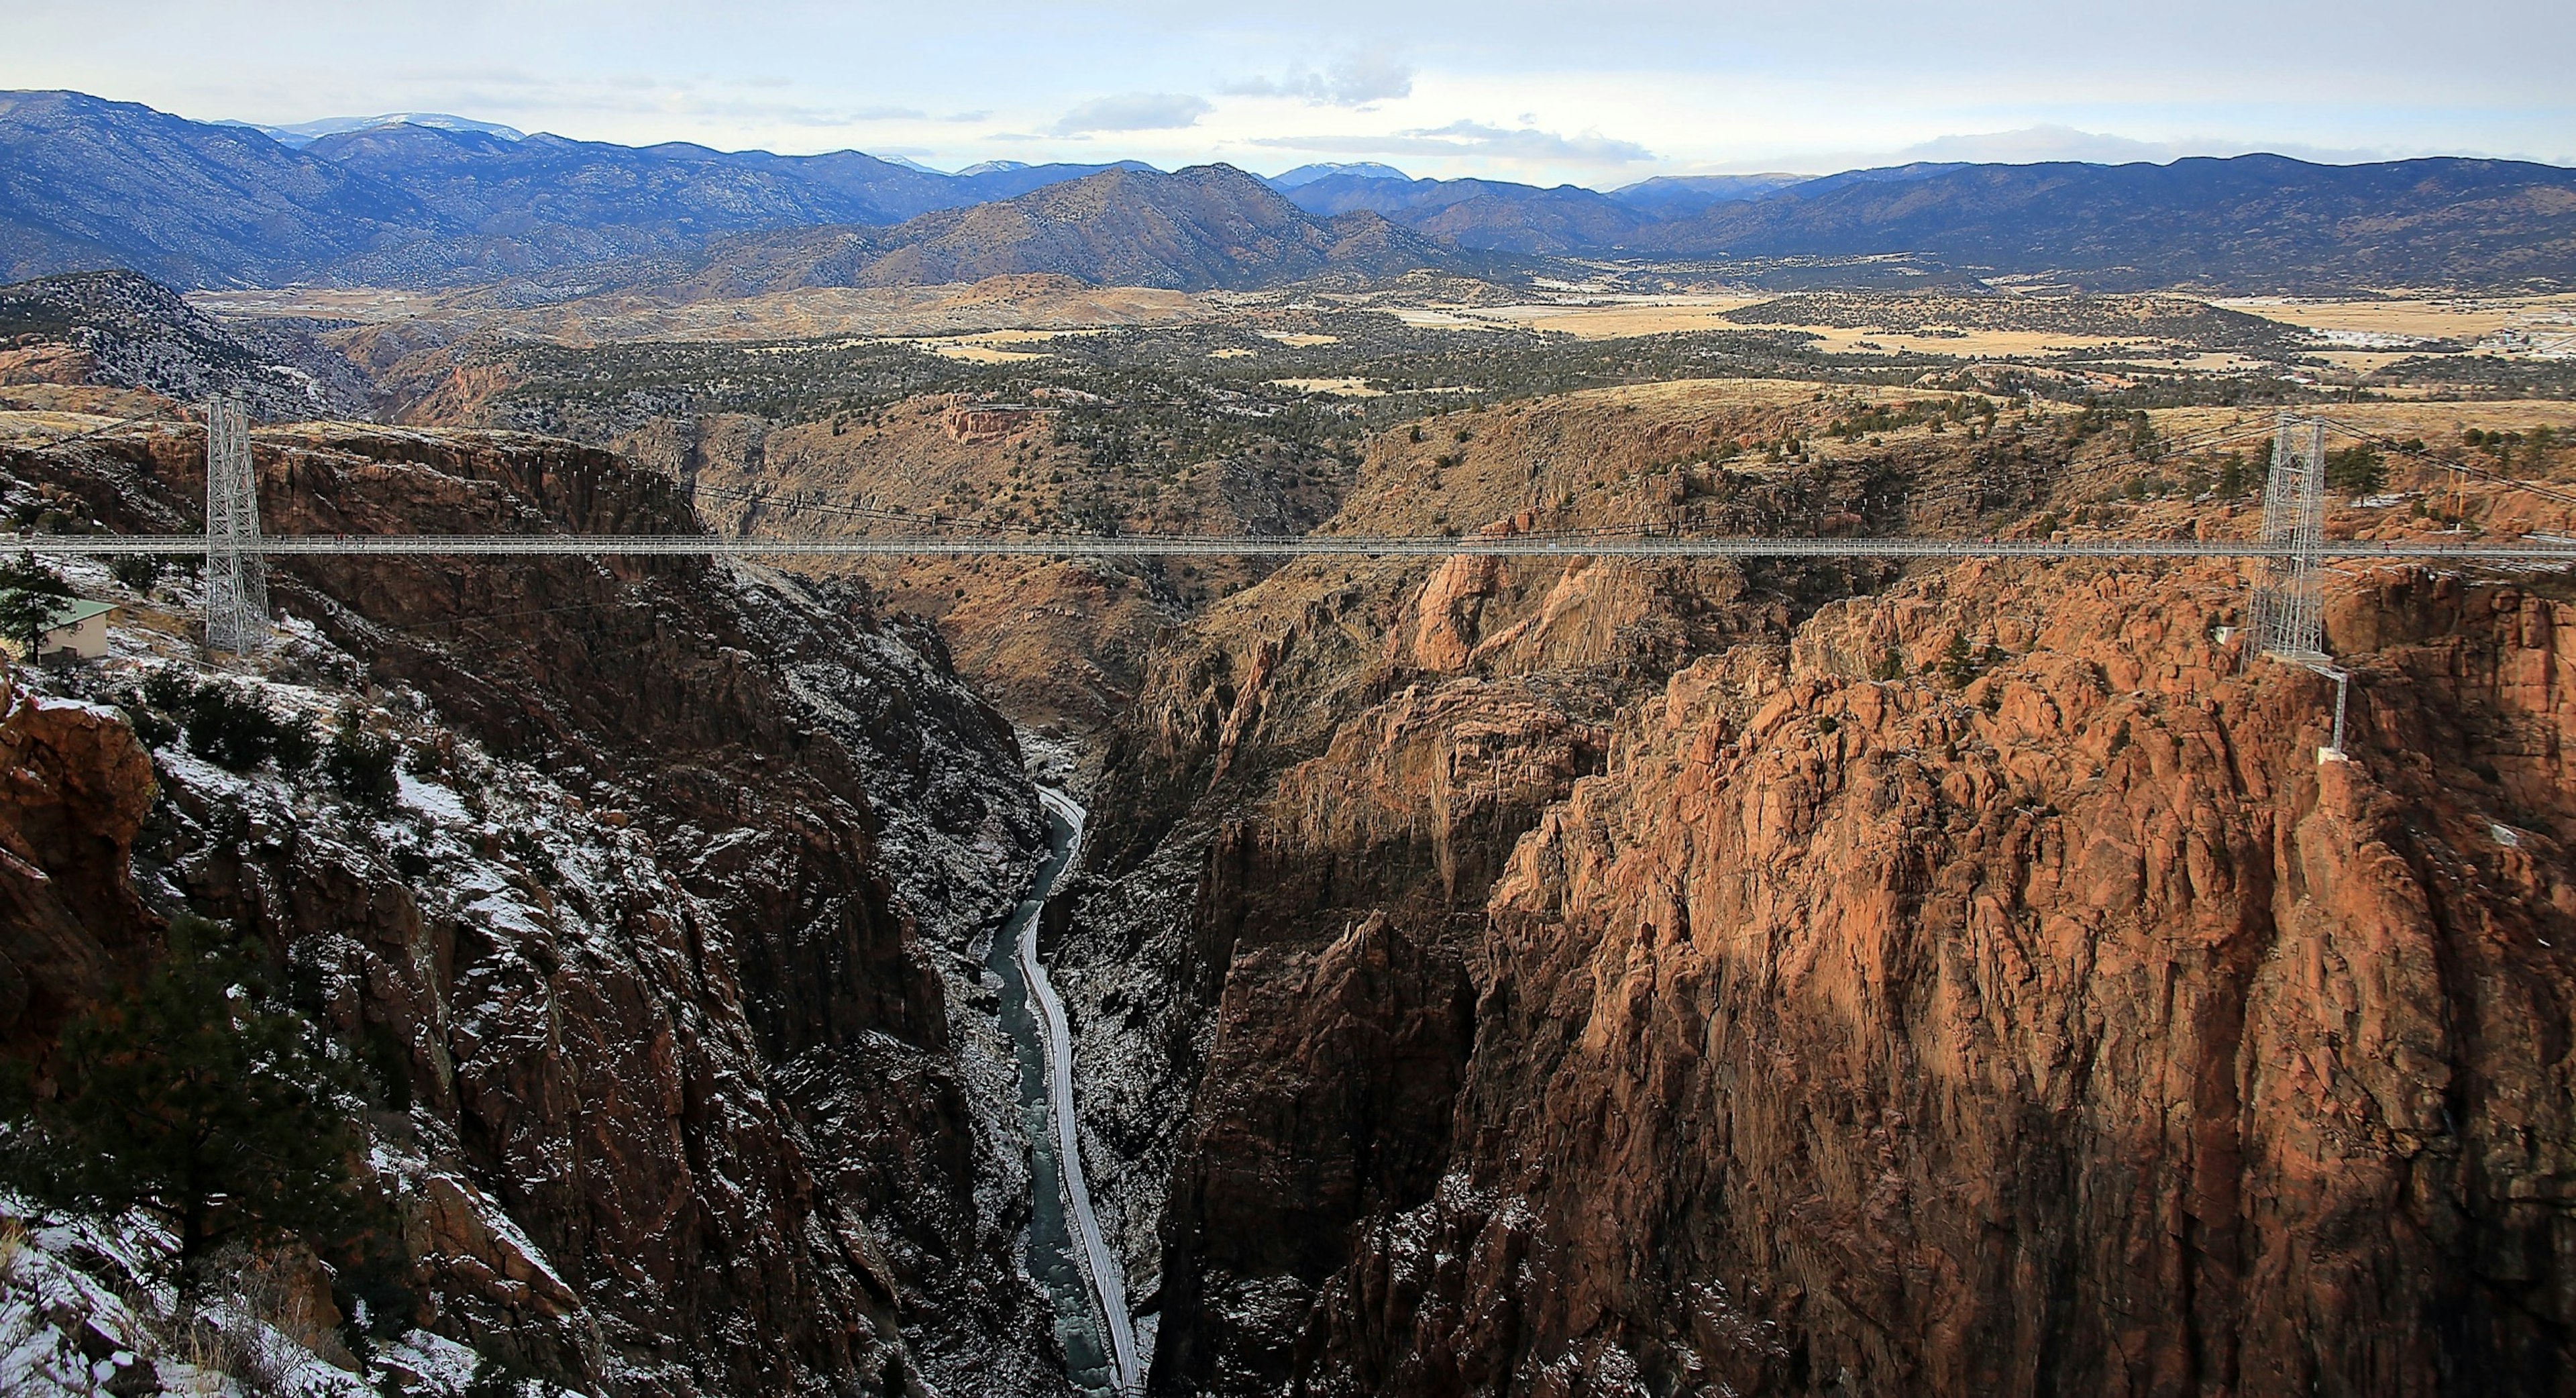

{"left": 0, "top": 916, "right": 384, "bottom": 1308}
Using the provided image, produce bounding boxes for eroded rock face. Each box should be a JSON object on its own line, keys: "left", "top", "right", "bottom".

{"left": 1, "top": 422, "right": 1064, "bottom": 1397}
{"left": 1073, "top": 393, "right": 1932, "bottom": 1392}
{"left": 1303, "top": 560, "right": 2576, "bottom": 1394}
{"left": 1108, "top": 518, "right": 2576, "bottom": 1395}
{"left": 0, "top": 693, "right": 156, "bottom": 1057}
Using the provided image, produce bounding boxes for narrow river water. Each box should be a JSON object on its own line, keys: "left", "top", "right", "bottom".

{"left": 989, "top": 787, "right": 1142, "bottom": 1396}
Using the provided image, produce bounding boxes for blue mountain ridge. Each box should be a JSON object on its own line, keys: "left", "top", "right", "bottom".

{"left": 5, "top": 89, "right": 2571, "bottom": 292}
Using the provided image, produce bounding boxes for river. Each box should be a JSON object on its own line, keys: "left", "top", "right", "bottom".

{"left": 989, "top": 787, "right": 1142, "bottom": 1396}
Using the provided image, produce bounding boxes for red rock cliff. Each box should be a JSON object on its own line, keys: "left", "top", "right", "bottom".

{"left": 1294, "top": 559, "right": 2576, "bottom": 1394}
{"left": 0, "top": 693, "right": 155, "bottom": 1057}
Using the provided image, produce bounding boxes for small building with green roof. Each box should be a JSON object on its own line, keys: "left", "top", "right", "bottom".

{"left": 3, "top": 596, "right": 117, "bottom": 661}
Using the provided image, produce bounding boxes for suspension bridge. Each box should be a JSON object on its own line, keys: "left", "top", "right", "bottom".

{"left": 13, "top": 401, "right": 2575, "bottom": 751}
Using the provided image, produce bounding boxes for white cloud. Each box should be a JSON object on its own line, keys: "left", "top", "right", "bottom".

{"left": 10, "top": 1, "right": 2566, "bottom": 176}
{"left": 1222, "top": 54, "right": 1413, "bottom": 106}
{"left": 1051, "top": 92, "right": 1212, "bottom": 134}
{"left": 1897, "top": 125, "right": 2179, "bottom": 164}
{"left": 1254, "top": 120, "right": 1653, "bottom": 166}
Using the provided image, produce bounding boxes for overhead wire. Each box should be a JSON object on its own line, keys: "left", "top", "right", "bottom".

{"left": 2307, "top": 417, "right": 2576, "bottom": 509}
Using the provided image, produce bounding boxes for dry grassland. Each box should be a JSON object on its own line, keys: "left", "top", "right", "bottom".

{"left": 2146, "top": 400, "right": 2576, "bottom": 444}
{"left": 2214, "top": 293, "right": 2576, "bottom": 343}
{"left": 193, "top": 278, "right": 1205, "bottom": 345}
{"left": 1269, "top": 377, "right": 1385, "bottom": 396}
{"left": 1386, "top": 297, "right": 1764, "bottom": 338}
{"left": 0, "top": 383, "right": 184, "bottom": 423}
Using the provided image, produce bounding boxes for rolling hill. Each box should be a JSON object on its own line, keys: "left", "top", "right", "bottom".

{"left": 681, "top": 164, "right": 1456, "bottom": 293}
{"left": 0, "top": 269, "right": 374, "bottom": 416}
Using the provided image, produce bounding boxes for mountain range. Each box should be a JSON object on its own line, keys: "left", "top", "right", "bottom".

{"left": 0, "top": 91, "right": 1152, "bottom": 288}
{"left": 219, "top": 111, "right": 532, "bottom": 146}
{"left": 5, "top": 88, "right": 2574, "bottom": 294}
{"left": 666, "top": 164, "right": 1456, "bottom": 296}
{"left": 1631, "top": 154, "right": 2576, "bottom": 291}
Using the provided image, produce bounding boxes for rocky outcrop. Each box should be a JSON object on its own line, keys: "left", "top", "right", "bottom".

{"left": 0, "top": 693, "right": 156, "bottom": 1058}
{"left": 1063, "top": 387, "right": 2576, "bottom": 1396}
{"left": 1281, "top": 559, "right": 2575, "bottom": 1394}
{"left": 1, "top": 419, "right": 1065, "bottom": 1396}
{"left": 945, "top": 405, "right": 1049, "bottom": 443}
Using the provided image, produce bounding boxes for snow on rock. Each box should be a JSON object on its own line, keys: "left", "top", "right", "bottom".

{"left": 1, "top": 423, "right": 1071, "bottom": 1395}
{"left": 396, "top": 772, "right": 472, "bottom": 826}
{"left": 0, "top": 1207, "right": 405, "bottom": 1397}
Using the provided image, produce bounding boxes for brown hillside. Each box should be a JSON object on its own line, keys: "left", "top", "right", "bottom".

{"left": 694, "top": 164, "right": 1453, "bottom": 294}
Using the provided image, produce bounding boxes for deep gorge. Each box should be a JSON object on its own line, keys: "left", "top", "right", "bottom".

{"left": 6, "top": 380, "right": 2576, "bottom": 1397}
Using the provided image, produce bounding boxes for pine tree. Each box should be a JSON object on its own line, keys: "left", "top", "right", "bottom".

{"left": 1939, "top": 632, "right": 1978, "bottom": 688}
{"left": 2326, "top": 445, "right": 2388, "bottom": 498}
{"left": 0, "top": 918, "right": 377, "bottom": 1305}
{"left": 323, "top": 705, "right": 400, "bottom": 809}
{"left": 0, "top": 549, "right": 74, "bottom": 660}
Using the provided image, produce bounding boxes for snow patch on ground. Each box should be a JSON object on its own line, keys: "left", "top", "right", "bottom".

{"left": 0, "top": 1205, "right": 462, "bottom": 1397}
{"left": 397, "top": 772, "right": 472, "bottom": 825}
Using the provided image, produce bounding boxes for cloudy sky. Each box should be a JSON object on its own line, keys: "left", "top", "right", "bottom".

{"left": 6, "top": 1, "right": 2569, "bottom": 181}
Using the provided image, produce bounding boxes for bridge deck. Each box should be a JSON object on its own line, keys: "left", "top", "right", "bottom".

{"left": 13, "top": 533, "right": 2576, "bottom": 562}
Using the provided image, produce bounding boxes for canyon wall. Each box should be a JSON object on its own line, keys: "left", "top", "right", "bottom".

{"left": 1, "top": 419, "right": 1065, "bottom": 1396}
{"left": 1074, "top": 387, "right": 2576, "bottom": 1395}
{"left": 1309, "top": 559, "right": 2574, "bottom": 1393}
{"left": 1131, "top": 551, "right": 2576, "bottom": 1395}
{"left": 16, "top": 375, "right": 2574, "bottom": 1395}
{"left": 1062, "top": 385, "right": 1935, "bottom": 1389}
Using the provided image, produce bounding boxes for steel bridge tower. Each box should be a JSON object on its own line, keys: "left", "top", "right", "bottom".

{"left": 2247, "top": 413, "right": 2328, "bottom": 661}
{"left": 202, "top": 396, "right": 268, "bottom": 655}
{"left": 2245, "top": 413, "right": 2349, "bottom": 754}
